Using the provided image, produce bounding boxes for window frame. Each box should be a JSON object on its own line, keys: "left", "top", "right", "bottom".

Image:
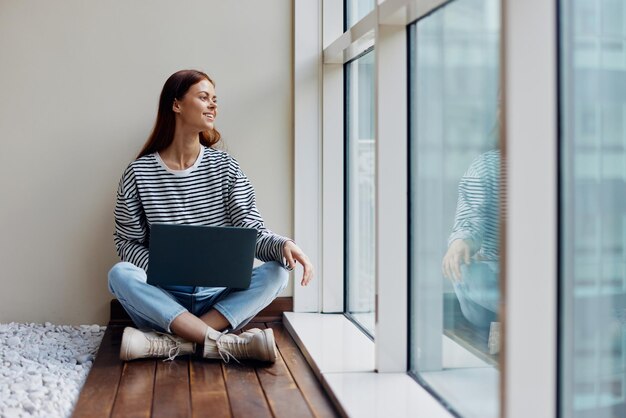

{"left": 502, "top": 0, "right": 558, "bottom": 416}
{"left": 344, "top": 47, "right": 379, "bottom": 340}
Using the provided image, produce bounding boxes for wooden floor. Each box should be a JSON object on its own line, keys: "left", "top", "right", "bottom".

{"left": 72, "top": 322, "right": 340, "bottom": 418}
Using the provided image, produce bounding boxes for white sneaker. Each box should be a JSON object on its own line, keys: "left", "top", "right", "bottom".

{"left": 203, "top": 327, "right": 278, "bottom": 363}
{"left": 120, "top": 327, "right": 195, "bottom": 361}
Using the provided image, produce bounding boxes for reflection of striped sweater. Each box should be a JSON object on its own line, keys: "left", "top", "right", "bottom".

{"left": 448, "top": 150, "right": 501, "bottom": 260}
{"left": 114, "top": 146, "right": 290, "bottom": 271}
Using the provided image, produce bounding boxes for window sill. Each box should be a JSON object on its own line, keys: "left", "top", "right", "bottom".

{"left": 283, "top": 312, "right": 454, "bottom": 418}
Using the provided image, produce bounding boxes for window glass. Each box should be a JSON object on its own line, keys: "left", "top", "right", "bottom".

{"left": 345, "top": 0, "right": 375, "bottom": 29}
{"left": 560, "top": 0, "right": 626, "bottom": 417}
{"left": 345, "top": 50, "right": 376, "bottom": 336}
{"left": 408, "top": 1, "right": 501, "bottom": 417}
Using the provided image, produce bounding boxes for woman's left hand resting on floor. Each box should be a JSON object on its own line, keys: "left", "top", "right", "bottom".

{"left": 283, "top": 241, "right": 314, "bottom": 286}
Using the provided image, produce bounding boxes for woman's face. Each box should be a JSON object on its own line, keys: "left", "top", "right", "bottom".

{"left": 173, "top": 79, "right": 218, "bottom": 132}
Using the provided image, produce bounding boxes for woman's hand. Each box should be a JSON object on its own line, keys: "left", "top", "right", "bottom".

{"left": 283, "top": 241, "right": 314, "bottom": 286}
{"left": 442, "top": 239, "right": 473, "bottom": 283}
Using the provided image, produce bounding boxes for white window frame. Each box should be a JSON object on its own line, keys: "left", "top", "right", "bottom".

{"left": 293, "top": 0, "right": 560, "bottom": 416}
{"left": 503, "top": 0, "right": 557, "bottom": 416}
{"left": 374, "top": 18, "right": 408, "bottom": 372}
{"left": 293, "top": 0, "right": 323, "bottom": 313}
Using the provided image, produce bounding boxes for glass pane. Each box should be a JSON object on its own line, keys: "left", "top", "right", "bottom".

{"left": 345, "top": 0, "right": 375, "bottom": 29}
{"left": 560, "top": 0, "right": 626, "bottom": 417}
{"left": 408, "top": 0, "right": 501, "bottom": 417}
{"left": 346, "top": 51, "right": 376, "bottom": 336}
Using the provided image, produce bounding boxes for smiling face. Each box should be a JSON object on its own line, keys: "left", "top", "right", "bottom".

{"left": 172, "top": 79, "right": 218, "bottom": 132}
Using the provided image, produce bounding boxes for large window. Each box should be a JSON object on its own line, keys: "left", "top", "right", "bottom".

{"left": 409, "top": 0, "right": 502, "bottom": 417}
{"left": 560, "top": 0, "right": 626, "bottom": 417}
{"left": 345, "top": 50, "right": 376, "bottom": 336}
{"left": 295, "top": 0, "right": 626, "bottom": 416}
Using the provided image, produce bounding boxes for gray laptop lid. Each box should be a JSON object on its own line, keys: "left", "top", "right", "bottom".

{"left": 147, "top": 224, "right": 257, "bottom": 289}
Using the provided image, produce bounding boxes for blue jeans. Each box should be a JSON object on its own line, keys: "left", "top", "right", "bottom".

{"left": 453, "top": 261, "right": 500, "bottom": 328}
{"left": 108, "top": 261, "right": 289, "bottom": 333}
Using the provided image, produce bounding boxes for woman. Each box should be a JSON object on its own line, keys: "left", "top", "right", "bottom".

{"left": 108, "top": 70, "right": 313, "bottom": 363}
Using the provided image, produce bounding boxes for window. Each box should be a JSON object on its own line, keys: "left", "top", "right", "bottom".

{"left": 295, "top": 0, "right": 596, "bottom": 416}
{"left": 560, "top": 0, "right": 626, "bottom": 416}
{"left": 345, "top": 50, "right": 376, "bottom": 336}
{"left": 408, "top": 0, "right": 502, "bottom": 416}
{"left": 345, "top": 0, "right": 375, "bottom": 29}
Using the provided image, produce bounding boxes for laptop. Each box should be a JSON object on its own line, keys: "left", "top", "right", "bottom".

{"left": 147, "top": 224, "right": 257, "bottom": 289}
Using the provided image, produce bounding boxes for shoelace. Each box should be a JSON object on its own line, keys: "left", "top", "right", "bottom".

{"left": 215, "top": 331, "right": 251, "bottom": 364}
{"left": 148, "top": 333, "right": 182, "bottom": 362}
{"left": 165, "top": 345, "right": 182, "bottom": 362}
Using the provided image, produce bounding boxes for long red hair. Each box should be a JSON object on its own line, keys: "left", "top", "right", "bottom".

{"left": 137, "top": 70, "right": 221, "bottom": 159}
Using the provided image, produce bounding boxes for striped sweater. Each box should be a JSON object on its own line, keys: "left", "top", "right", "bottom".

{"left": 448, "top": 149, "right": 501, "bottom": 261}
{"left": 113, "top": 145, "right": 290, "bottom": 271}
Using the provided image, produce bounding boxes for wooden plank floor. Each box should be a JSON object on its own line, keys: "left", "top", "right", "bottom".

{"left": 72, "top": 322, "right": 340, "bottom": 418}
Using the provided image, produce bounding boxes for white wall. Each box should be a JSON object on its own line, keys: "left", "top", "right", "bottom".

{"left": 0, "top": 0, "right": 294, "bottom": 325}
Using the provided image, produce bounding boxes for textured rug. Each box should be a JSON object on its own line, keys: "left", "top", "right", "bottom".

{"left": 0, "top": 322, "right": 105, "bottom": 418}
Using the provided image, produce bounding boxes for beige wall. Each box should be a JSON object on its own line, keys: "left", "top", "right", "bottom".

{"left": 0, "top": 0, "right": 294, "bottom": 325}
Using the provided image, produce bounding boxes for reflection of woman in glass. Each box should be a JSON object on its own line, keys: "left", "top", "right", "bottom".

{"left": 441, "top": 148, "right": 501, "bottom": 351}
